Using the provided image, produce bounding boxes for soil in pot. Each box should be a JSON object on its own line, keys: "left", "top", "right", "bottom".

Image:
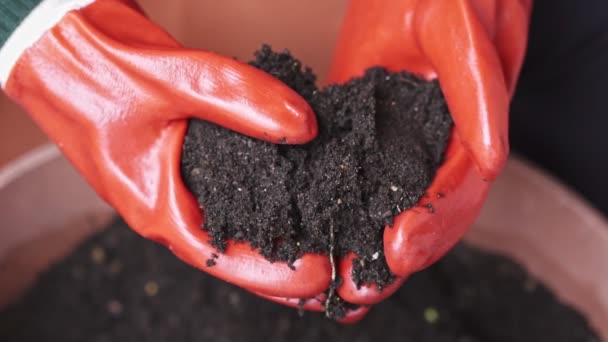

{"left": 181, "top": 46, "right": 453, "bottom": 308}
{"left": 0, "top": 219, "right": 598, "bottom": 342}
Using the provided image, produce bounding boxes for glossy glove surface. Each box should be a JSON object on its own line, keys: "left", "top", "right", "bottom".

{"left": 2, "top": 0, "right": 329, "bottom": 299}
{"left": 330, "top": 0, "right": 532, "bottom": 180}
{"left": 268, "top": 0, "right": 531, "bottom": 320}
{"left": 328, "top": 0, "right": 531, "bottom": 308}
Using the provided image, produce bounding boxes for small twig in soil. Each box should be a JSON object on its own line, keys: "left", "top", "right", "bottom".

{"left": 325, "top": 223, "right": 337, "bottom": 318}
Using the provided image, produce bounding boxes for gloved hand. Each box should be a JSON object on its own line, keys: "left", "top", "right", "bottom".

{"left": 0, "top": 0, "right": 329, "bottom": 300}
{"left": 332, "top": 0, "right": 532, "bottom": 307}
{"left": 262, "top": 0, "right": 532, "bottom": 320}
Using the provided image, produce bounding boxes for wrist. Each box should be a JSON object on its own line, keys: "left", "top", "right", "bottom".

{"left": 0, "top": 0, "right": 95, "bottom": 87}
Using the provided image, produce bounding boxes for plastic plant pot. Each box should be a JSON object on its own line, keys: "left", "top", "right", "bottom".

{"left": 0, "top": 145, "right": 606, "bottom": 339}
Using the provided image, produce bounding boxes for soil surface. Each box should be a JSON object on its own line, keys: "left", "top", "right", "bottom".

{"left": 181, "top": 46, "right": 452, "bottom": 291}
{"left": 0, "top": 219, "right": 598, "bottom": 342}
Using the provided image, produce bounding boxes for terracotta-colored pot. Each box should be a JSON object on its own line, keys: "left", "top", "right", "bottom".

{"left": 466, "top": 157, "right": 608, "bottom": 339}
{"left": 0, "top": 144, "right": 115, "bottom": 308}
{"left": 1, "top": 147, "right": 606, "bottom": 339}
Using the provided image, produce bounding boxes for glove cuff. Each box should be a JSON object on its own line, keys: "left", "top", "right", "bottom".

{"left": 0, "top": 0, "right": 95, "bottom": 87}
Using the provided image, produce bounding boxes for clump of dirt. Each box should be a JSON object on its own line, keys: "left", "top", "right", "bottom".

{"left": 181, "top": 46, "right": 452, "bottom": 296}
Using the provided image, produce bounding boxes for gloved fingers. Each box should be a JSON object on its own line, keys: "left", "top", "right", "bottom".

{"left": 148, "top": 186, "right": 332, "bottom": 299}
{"left": 336, "top": 253, "right": 406, "bottom": 305}
{"left": 384, "top": 136, "right": 490, "bottom": 277}
{"left": 132, "top": 49, "right": 318, "bottom": 144}
{"left": 202, "top": 240, "right": 332, "bottom": 298}
{"left": 327, "top": 0, "right": 403, "bottom": 84}
{"left": 338, "top": 305, "right": 371, "bottom": 324}
{"left": 493, "top": 0, "right": 532, "bottom": 96}
{"left": 77, "top": 0, "right": 318, "bottom": 145}
{"left": 335, "top": 305, "right": 371, "bottom": 324}
{"left": 326, "top": 0, "right": 434, "bottom": 85}
{"left": 255, "top": 292, "right": 371, "bottom": 324}
{"left": 416, "top": 0, "right": 511, "bottom": 181}
{"left": 255, "top": 293, "right": 326, "bottom": 312}
{"left": 155, "top": 205, "right": 332, "bottom": 299}
{"left": 124, "top": 122, "right": 331, "bottom": 299}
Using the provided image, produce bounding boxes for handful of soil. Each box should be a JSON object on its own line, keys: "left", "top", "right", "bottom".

{"left": 181, "top": 46, "right": 452, "bottom": 309}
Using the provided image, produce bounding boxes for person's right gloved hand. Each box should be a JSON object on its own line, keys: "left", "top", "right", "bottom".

{"left": 326, "top": 0, "right": 532, "bottom": 307}
{"left": 258, "top": 0, "right": 531, "bottom": 322}
{"left": 0, "top": 0, "right": 329, "bottom": 300}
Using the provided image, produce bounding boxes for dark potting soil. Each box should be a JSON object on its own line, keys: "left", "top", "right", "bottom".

{"left": 181, "top": 46, "right": 453, "bottom": 291}
{"left": 0, "top": 219, "right": 598, "bottom": 342}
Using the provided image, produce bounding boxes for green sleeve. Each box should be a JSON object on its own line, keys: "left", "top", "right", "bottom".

{"left": 0, "top": 0, "right": 44, "bottom": 48}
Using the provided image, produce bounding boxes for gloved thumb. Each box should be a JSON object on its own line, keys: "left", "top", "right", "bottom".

{"left": 416, "top": 0, "right": 510, "bottom": 180}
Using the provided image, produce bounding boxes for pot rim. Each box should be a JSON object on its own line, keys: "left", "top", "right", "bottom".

{"left": 0, "top": 143, "right": 60, "bottom": 190}
{"left": 466, "top": 156, "right": 608, "bottom": 340}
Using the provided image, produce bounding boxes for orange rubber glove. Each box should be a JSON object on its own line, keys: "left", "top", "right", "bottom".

{"left": 333, "top": 0, "right": 532, "bottom": 305}
{"left": 263, "top": 0, "right": 532, "bottom": 321}
{"left": 0, "top": 0, "right": 329, "bottom": 300}
{"left": 331, "top": 0, "right": 532, "bottom": 181}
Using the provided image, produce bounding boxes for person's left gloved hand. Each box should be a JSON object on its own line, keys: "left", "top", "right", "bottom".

{"left": 0, "top": 0, "right": 330, "bottom": 304}
{"left": 263, "top": 0, "right": 531, "bottom": 321}
{"left": 0, "top": 0, "right": 531, "bottom": 323}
